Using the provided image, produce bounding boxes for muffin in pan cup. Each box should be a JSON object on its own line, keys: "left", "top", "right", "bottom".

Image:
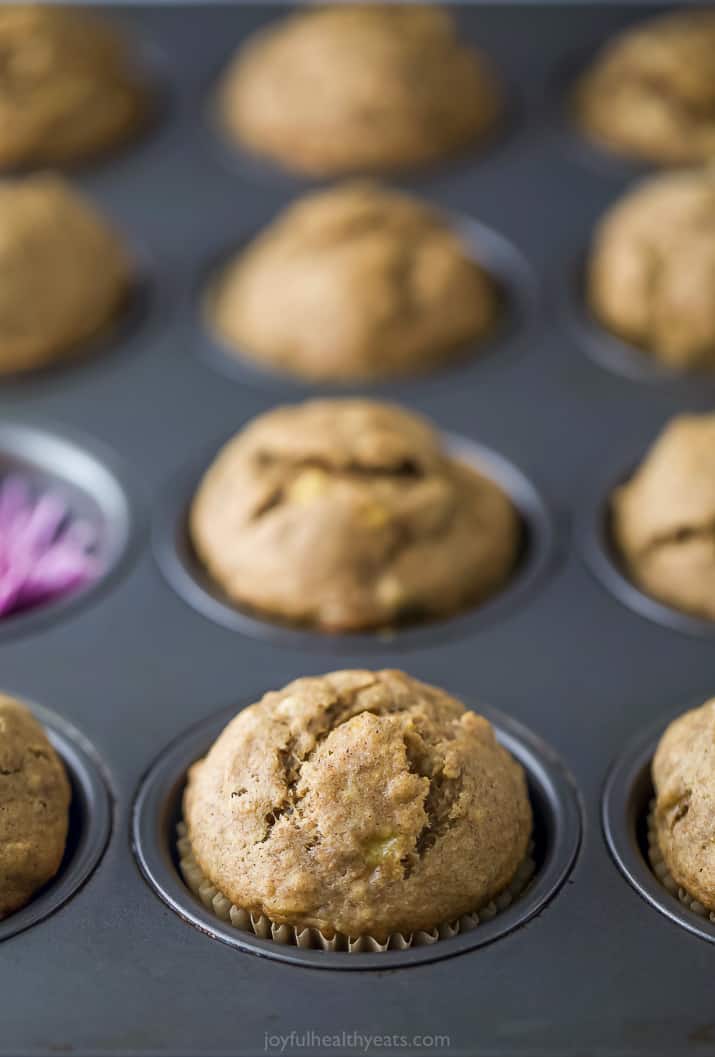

{"left": 180, "top": 670, "right": 535, "bottom": 951}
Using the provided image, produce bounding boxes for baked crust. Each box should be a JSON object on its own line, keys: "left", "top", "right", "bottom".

{"left": 612, "top": 414, "right": 715, "bottom": 621}
{"left": 184, "top": 669, "right": 532, "bottom": 939}
{"left": 216, "top": 5, "right": 502, "bottom": 176}
{"left": 0, "top": 175, "right": 132, "bottom": 374}
{"left": 190, "top": 399, "right": 520, "bottom": 632}
{"left": 652, "top": 699, "right": 715, "bottom": 913}
{"left": 0, "top": 696, "right": 71, "bottom": 920}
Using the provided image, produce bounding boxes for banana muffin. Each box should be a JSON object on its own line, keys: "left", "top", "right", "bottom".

{"left": 182, "top": 669, "right": 533, "bottom": 942}
{"left": 215, "top": 5, "right": 502, "bottom": 176}
{"left": 0, "top": 696, "right": 71, "bottom": 919}
{"left": 0, "top": 5, "right": 148, "bottom": 169}
{"left": 0, "top": 175, "right": 133, "bottom": 375}
{"left": 190, "top": 399, "right": 521, "bottom": 633}
{"left": 574, "top": 10, "right": 715, "bottom": 165}
{"left": 207, "top": 182, "right": 499, "bottom": 382}
{"left": 649, "top": 698, "right": 715, "bottom": 920}
{"left": 588, "top": 168, "right": 715, "bottom": 371}
{"left": 612, "top": 414, "right": 715, "bottom": 621}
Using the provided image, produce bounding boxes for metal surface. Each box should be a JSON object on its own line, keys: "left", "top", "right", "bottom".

{"left": 2, "top": 5, "right": 715, "bottom": 1056}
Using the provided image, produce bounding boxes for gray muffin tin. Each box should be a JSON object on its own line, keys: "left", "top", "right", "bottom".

{"left": 2, "top": 5, "right": 715, "bottom": 1056}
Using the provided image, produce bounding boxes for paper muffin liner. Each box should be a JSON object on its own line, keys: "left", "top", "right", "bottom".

{"left": 177, "top": 820, "right": 536, "bottom": 952}
{"left": 647, "top": 802, "right": 715, "bottom": 924}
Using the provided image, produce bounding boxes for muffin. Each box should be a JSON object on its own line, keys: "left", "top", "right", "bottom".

{"left": 0, "top": 5, "right": 148, "bottom": 170}
{"left": 588, "top": 168, "right": 715, "bottom": 371}
{"left": 649, "top": 698, "right": 715, "bottom": 921}
{"left": 182, "top": 669, "right": 533, "bottom": 943}
{"left": 574, "top": 10, "right": 715, "bottom": 165}
{"left": 612, "top": 414, "right": 715, "bottom": 621}
{"left": 190, "top": 399, "right": 520, "bottom": 632}
{"left": 0, "top": 696, "right": 71, "bottom": 919}
{"left": 207, "top": 182, "right": 499, "bottom": 382}
{"left": 0, "top": 175, "right": 133, "bottom": 375}
{"left": 216, "top": 5, "right": 502, "bottom": 176}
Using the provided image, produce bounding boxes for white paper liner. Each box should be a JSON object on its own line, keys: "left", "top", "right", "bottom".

{"left": 647, "top": 802, "right": 715, "bottom": 924}
{"left": 176, "top": 820, "right": 536, "bottom": 952}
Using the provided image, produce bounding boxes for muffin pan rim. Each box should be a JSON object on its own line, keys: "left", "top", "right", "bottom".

{"left": 152, "top": 430, "right": 561, "bottom": 651}
{"left": 0, "top": 700, "right": 112, "bottom": 944}
{"left": 0, "top": 418, "right": 145, "bottom": 642}
{"left": 580, "top": 451, "right": 715, "bottom": 639}
{"left": 132, "top": 699, "right": 583, "bottom": 970}
{"left": 194, "top": 209, "right": 539, "bottom": 396}
{"left": 602, "top": 706, "right": 715, "bottom": 946}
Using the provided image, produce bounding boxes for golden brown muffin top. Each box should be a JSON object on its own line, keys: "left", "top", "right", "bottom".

{"left": 614, "top": 414, "right": 715, "bottom": 558}
{"left": 217, "top": 4, "right": 502, "bottom": 175}
{"left": 653, "top": 698, "right": 715, "bottom": 912}
{"left": 208, "top": 182, "right": 497, "bottom": 382}
{"left": 184, "top": 669, "right": 532, "bottom": 939}
{"left": 574, "top": 10, "right": 715, "bottom": 165}
{"left": 0, "top": 5, "right": 147, "bottom": 168}
{"left": 0, "top": 174, "right": 132, "bottom": 374}
{"left": 612, "top": 414, "right": 715, "bottom": 622}
{"left": 0, "top": 696, "right": 71, "bottom": 920}
{"left": 190, "top": 399, "right": 520, "bottom": 632}
{"left": 588, "top": 168, "right": 715, "bottom": 370}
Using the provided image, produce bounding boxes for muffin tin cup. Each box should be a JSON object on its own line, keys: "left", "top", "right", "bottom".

{"left": 195, "top": 212, "right": 538, "bottom": 398}
{"left": 580, "top": 453, "right": 715, "bottom": 639}
{"left": 152, "top": 432, "right": 560, "bottom": 652}
{"left": 602, "top": 709, "right": 715, "bottom": 945}
{"left": 132, "top": 701, "right": 582, "bottom": 970}
{"left": 0, "top": 420, "right": 144, "bottom": 640}
{"left": 0, "top": 701, "right": 112, "bottom": 944}
{"left": 561, "top": 253, "right": 715, "bottom": 388}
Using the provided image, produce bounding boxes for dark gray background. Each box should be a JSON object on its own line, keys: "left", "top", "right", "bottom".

{"left": 1, "top": 5, "right": 714, "bottom": 1056}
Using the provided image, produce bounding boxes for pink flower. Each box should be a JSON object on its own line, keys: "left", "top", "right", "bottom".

{"left": 0, "top": 476, "right": 99, "bottom": 616}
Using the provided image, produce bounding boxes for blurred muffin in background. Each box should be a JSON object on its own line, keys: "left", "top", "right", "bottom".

{"left": 207, "top": 182, "right": 499, "bottom": 382}
{"left": 0, "top": 695, "right": 71, "bottom": 920}
{"left": 216, "top": 5, "right": 503, "bottom": 176}
{"left": 574, "top": 10, "right": 715, "bottom": 165}
{"left": 650, "top": 698, "right": 715, "bottom": 921}
{"left": 190, "top": 399, "right": 520, "bottom": 633}
{"left": 0, "top": 175, "right": 133, "bottom": 374}
{"left": 587, "top": 168, "right": 715, "bottom": 371}
{"left": 0, "top": 5, "right": 148, "bottom": 169}
{"left": 612, "top": 413, "right": 715, "bottom": 621}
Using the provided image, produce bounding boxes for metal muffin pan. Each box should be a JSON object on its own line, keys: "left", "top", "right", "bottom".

{"left": 2, "top": 5, "right": 715, "bottom": 1056}
{"left": 133, "top": 703, "right": 581, "bottom": 969}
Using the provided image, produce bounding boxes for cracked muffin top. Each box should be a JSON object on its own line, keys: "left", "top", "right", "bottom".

{"left": 0, "top": 5, "right": 148, "bottom": 169}
{"left": 574, "top": 10, "right": 715, "bottom": 165}
{"left": 588, "top": 168, "right": 715, "bottom": 371}
{"left": 0, "top": 175, "right": 132, "bottom": 374}
{"left": 184, "top": 669, "right": 532, "bottom": 939}
{"left": 612, "top": 414, "right": 715, "bottom": 621}
{"left": 215, "top": 4, "right": 502, "bottom": 176}
{"left": 0, "top": 695, "right": 71, "bottom": 920}
{"left": 653, "top": 699, "right": 715, "bottom": 913}
{"left": 190, "top": 399, "right": 520, "bottom": 633}
{"left": 207, "top": 182, "right": 499, "bottom": 382}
